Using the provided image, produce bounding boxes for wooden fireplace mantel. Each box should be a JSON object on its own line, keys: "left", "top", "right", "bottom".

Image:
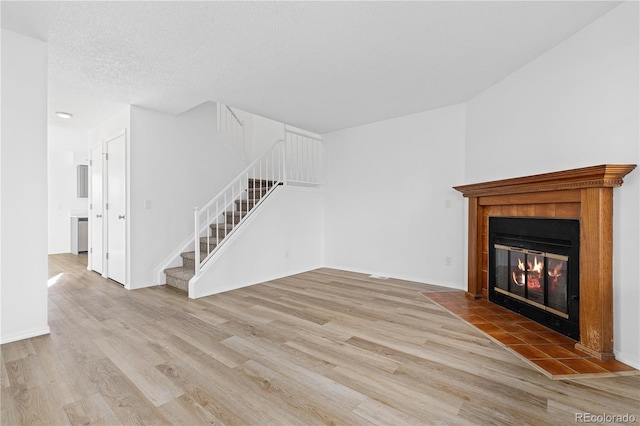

{"left": 454, "top": 164, "right": 636, "bottom": 360}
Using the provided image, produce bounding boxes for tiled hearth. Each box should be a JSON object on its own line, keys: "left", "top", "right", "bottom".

{"left": 423, "top": 291, "right": 638, "bottom": 379}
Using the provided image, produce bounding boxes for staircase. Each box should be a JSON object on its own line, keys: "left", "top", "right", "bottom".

{"left": 158, "top": 127, "right": 323, "bottom": 298}
{"left": 163, "top": 178, "right": 277, "bottom": 292}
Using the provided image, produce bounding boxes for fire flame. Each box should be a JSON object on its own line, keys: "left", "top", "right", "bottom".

{"left": 548, "top": 260, "right": 563, "bottom": 277}
{"left": 511, "top": 255, "right": 544, "bottom": 290}
{"left": 547, "top": 260, "right": 564, "bottom": 292}
{"left": 511, "top": 270, "right": 524, "bottom": 286}
{"left": 529, "top": 256, "right": 543, "bottom": 274}
{"left": 512, "top": 255, "right": 526, "bottom": 287}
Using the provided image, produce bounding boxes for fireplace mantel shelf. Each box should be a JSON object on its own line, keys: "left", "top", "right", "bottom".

{"left": 454, "top": 164, "right": 636, "bottom": 198}
{"left": 454, "top": 164, "right": 636, "bottom": 361}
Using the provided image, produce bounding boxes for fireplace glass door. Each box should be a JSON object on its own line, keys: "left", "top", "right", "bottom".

{"left": 494, "top": 245, "right": 568, "bottom": 318}
{"left": 489, "top": 217, "right": 579, "bottom": 339}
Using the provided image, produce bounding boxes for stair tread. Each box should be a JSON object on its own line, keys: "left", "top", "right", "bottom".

{"left": 199, "top": 236, "right": 221, "bottom": 243}
{"left": 164, "top": 266, "right": 194, "bottom": 280}
{"left": 206, "top": 224, "right": 232, "bottom": 240}
{"left": 248, "top": 179, "right": 275, "bottom": 186}
{"left": 181, "top": 251, "right": 208, "bottom": 261}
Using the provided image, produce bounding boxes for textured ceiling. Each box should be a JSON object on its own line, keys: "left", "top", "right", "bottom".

{"left": 1, "top": 1, "right": 622, "bottom": 133}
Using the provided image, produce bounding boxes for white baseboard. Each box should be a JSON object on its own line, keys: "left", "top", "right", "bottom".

{"left": 322, "top": 263, "right": 465, "bottom": 291}
{"left": 0, "top": 326, "right": 51, "bottom": 345}
{"left": 614, "top": 350, "right": 640, "bottom": 370}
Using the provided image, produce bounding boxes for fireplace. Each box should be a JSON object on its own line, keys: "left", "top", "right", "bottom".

{"left": 489, "top": 217, "right": 580, "bottom": 339}
{"left": 454, "top": 164, "right": 636, "bottom": 360}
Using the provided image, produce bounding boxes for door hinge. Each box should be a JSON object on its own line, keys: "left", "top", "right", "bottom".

{"left": 106, "top": 252, "right": 109, "bottom": 260}
{"left": 106, "top": 203, "right": 109, "bottom": 210}
{"left": 90, "top": 160, "right": 93, "bottom": 166}
{"left": 90, "top": 203, "right": 92, "bottom": 210}
{"left": 105, "top": 153, "right": 109, "bottom": 161}
{"left": 90, "top": 248, "right": 93, "bottom": 254}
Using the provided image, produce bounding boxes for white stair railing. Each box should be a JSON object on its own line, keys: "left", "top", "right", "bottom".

{"left": 194, "top": 141, "right": 285, "bottom": 276}
{"left": 285, "top": 127, "right": 324, "bottom": 185}
{"left": 217, "top": 103, "right": 246, "bottom": 163}
{"left": 192, "top": 130, "right": 323, "bottom": 279}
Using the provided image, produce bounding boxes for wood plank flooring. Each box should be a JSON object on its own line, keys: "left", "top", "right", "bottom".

{"left": 1, "top": 253, "right": 638, "bottom": 425}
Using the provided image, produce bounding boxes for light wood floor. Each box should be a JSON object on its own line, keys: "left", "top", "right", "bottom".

{"left": 2, "top": 254, "right": 638, "bottom": 425}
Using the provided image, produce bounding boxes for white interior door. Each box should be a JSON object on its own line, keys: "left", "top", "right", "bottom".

{"left": 106, "top": 133, "right": 127, "bottom": 285}
{"left": 90, "top": 145, "right": 103, "bottom": 274}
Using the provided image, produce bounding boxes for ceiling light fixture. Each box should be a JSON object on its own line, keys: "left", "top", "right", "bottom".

{"left": 55, "top": 111, "right": 73, "bottom": 119}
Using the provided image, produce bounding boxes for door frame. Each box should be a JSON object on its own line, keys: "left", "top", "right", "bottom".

{"left": 88, "top": 142, "right": 104, "bottom": 273}
{"left": 90, "top": 128, "right": 130, "bottom": 288}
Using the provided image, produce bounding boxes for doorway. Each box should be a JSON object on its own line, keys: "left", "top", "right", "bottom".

{"left": 89, "top": 129, "right": 128, "bottom": 286}
{"left": 89, "top": 144, "right": 103, "bottom": 273}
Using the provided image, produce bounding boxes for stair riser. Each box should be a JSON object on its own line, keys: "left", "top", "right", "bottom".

{"left": 245, "top": 188, "right": 270, "bottom": 198}
{"left": 200, "top": 237, "right": 219, "bottom": 248}
{"left": 182, "top": 257, "right": 196, "bottom": 271}
{"left": 225, "top": 214, "right": 248, "bottom": 224}
{"left": 247, "top": 180, "right": 275, "bottom": 189}
{"left": 200, "top": 243, "right": 219, "bottom": 253}
{"left": 207, "top": 229, "right": 230, "bottom": 239}
{"left": 201, "top": 234, "right": 224, "bottom": 243}
{"left": 166, "top": 275, "right": 188, "bottom": 292}
{"left": 235, "top": 200, "right": 258, "bottom": 210}
{"left": 179, "top": 250, "right": 210, "bottom": 270}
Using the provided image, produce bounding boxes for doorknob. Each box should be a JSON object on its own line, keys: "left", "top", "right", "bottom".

{"left": 118, "top": 215, "right": 125, "bottom": 219}
{"left": 96, "top": 214, "right": 102, "bottom": 218}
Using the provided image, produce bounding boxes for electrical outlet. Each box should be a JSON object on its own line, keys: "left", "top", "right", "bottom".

{"left": 445, "top": 256, "right": 452, "bottom": 266}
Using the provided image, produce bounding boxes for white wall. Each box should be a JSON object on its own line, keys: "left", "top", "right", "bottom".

{"left": 0, "top": 30, "right": 50, "bottom": 343}
{"left": 48, "top": 126, "right": 90, "bottom": 254}
{"left": 249, "top": 114, "right": 285, "bottom": 161}
{"left": 89, "top": 106, "right": 131, "bottom": 147}
{"left": 323, "top": 104, "right": 466, "bottom": 288}
{"left": 465, "top": 2, "right": 639, "bottom": 367}
{"left": 223, "top": 106, "right": 285, "bottom": 163}
{"left": 191, "top": 186, "right": 325, "bottom": 298}
{"left": 129, "top": 102, "right": 244, "bottom": 289}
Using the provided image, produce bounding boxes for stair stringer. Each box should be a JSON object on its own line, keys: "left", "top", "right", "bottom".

{"left": 188, "top": 185, "right": 325, "bottom": 299}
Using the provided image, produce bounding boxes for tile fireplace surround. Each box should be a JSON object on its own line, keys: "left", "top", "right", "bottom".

{"left": 454, "top": 164, "right": 636, "bottom": 361}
